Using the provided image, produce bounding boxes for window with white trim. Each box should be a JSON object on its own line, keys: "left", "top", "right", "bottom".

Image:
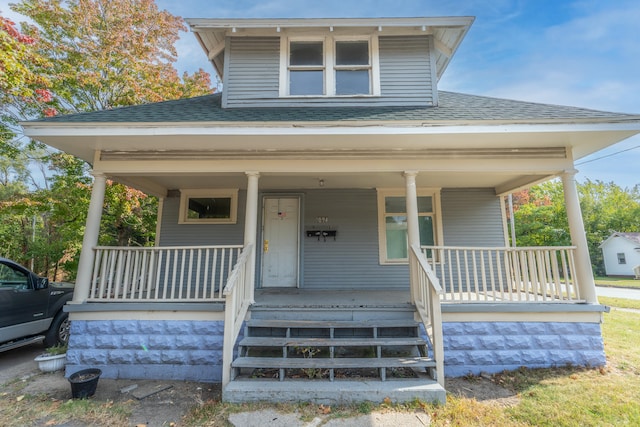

{"left": 377, "top": 189, "right": 441, "bottom": 264}
{"left": 282, "top": 36, "right": 379, "bottom": 97}
{"left": 617, "top": 252, "right": 626, "bottom": 264}
{"left": 178, "top": 189, "right": 238, "bottom": 224}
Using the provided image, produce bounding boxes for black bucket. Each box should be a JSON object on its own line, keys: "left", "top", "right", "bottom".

{"left": 68, "top": 368, "right": 102, "bottom": 399}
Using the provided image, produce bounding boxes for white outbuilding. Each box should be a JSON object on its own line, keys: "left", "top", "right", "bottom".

{"left": 600, "top": 232, "right": 640, "bottom": 278}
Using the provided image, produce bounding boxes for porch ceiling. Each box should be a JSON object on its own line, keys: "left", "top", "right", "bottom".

{"left": 109, "top": 171, "right": 552, "bottom": 198}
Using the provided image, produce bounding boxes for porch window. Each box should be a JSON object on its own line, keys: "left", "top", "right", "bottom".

{"left": 281, "top": 36, "right": 380, "bottom": 97}
{"left": 178, "top": 189, "right": 238, "bottom": 224}
{"left": 617, "top": 252, "right": 626, "bottom": 264}
{"left": 377, "top": 189, "right": 441, "bottom": 264}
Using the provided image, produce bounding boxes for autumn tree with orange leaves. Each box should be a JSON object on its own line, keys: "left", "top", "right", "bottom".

{"left": 1, "top": 1, "right": 214, "bottom": 278}
{"left": 0, "top": 13, "right": 54, "bottom": 156}
{"left": 11, "top": 0, "right": 213, "bottom": 114}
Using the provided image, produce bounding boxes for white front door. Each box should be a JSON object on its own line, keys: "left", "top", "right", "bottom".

{"left": 261, "top": 197, "right": 300, "bottom": 288}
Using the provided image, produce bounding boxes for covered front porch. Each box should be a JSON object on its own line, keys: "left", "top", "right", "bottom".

{"left": 62, "top": 166, "right": 603, "bottom": 395}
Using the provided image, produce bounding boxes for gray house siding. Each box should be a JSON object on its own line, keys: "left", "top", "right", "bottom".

{"left": 441, "top": 188, "right": 505, "bottom": 247}
{"left": 439, "top": 188, "right": 507, "bottom": 293}
{"left": 159, "top": 192, "right": 246, "bottom": 247}
{"left": 300, "top": 189, "right": 408, "bottom": 289}
{"left": 378, "top": 36, "right": 434, "bottom": 106}
{"left": 159, "top": 188, "right": 505, "bottom": 291}
{"left": 223, "top": 36, "right": 434, "bottom": 108}
{"left": 223, "top": 37, "right": 280, "bottom": 108}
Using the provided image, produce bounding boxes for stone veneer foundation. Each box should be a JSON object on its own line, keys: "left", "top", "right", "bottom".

{"left": 65, "top": 320, "right": 232, "bottom": 382}
{"left": 66, "top": 319, "right": 605, "bottom": 381}
{"left": 440, "top": 321, "right": 606, "bottom": 377}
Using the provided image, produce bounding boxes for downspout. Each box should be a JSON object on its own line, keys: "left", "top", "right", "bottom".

{"left": 508, "top": 194, "right": 517, "bottom": 247}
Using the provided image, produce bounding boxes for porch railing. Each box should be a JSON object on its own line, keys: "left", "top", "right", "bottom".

{"left": 221, "top": 244, "right": 254, "bottom": 388}
{"left": 421, "top": 245, "right": 582, "bottom": 303}
{"left": 88, "top": 245, "right": 243, "bottom": 302}
{"left": 409, "top": 244, "right": 444, "bottom": 387}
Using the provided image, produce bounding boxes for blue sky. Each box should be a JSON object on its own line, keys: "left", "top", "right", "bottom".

{"left": 3, "top": 0, "right": 639, "bottom": 188}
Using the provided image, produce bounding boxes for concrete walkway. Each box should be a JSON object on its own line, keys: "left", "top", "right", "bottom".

{"left": 596, "top": 285, "right": 640, "bottom": 300}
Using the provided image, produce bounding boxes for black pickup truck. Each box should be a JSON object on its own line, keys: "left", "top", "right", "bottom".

{"left": 0, "top": 258, "right": 74, "bottom": 352}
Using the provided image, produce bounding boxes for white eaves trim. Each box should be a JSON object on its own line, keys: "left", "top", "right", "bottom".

{"left": 21, "top": 121, "right": 640, "bottom": 138}
{"left": 186, "top": 17, "right": 475, "bottom": 31}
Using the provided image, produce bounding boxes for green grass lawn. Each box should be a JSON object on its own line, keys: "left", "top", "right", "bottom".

{"left": 595, "top": 276, "right": 640, "bottom": 289}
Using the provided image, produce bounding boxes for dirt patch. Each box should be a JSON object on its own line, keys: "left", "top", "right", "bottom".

{"left": 446, "top": 374, "right": 520, "bottom": 407}
{"left": 18, "top": 370, "right": 221, "bottom": 426}
{"left": 13, "top": 369, "right": 518, "bottom": 425}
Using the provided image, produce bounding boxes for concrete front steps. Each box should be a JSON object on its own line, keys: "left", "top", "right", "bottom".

{"left": 223, "top": 318, "right": 446, "bottom": 404}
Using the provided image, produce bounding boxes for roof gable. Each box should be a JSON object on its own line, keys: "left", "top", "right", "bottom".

{"left": 600, "top": 232, "right": 640, "bottom": 248}
{"left": 186, "top": 17, "right": 474, "bottom": 82}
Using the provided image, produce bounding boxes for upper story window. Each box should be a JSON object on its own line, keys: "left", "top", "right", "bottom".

{"left": 289, "top": 41, "right": 325, "bottom": 95}
{"left": 335, "top": 40, "right": 371, "bottom": 95}
{"left": 281, "top": 36, "right": 380, "bottom": 97}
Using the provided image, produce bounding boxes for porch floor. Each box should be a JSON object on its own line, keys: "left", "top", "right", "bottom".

{"left": 252, "top": 289, "right": 414, "bottom": 322}
{"left": 254, "top": 289, "right": 413, "bottom": 308}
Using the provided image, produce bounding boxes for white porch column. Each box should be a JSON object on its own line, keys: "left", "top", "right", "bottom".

{"left": 561, "top": 170, "right": 598, "bottom": 303}
{"left": 244, "top": 171, "right": 260, "bottom": 303}
{"left": 404, "top": 171, "right": 420, "bottom": 303}
{"left": 72, "top": 172, "right": 107, "bottom": 303}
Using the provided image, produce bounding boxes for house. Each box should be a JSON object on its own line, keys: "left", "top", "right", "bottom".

{"left": 600, "top": 232, "right": 640, "bottom": 277}
{"left": 21, "top": 16, "right": 640, "bottom": 404}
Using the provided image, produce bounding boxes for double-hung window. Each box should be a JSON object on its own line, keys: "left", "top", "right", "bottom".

{"left": 289, "top": 41, "right": 325, "bottom": 95}
{"left": 283, "top": 36, "right": 379, "bottom": 97}
{"left": 377, "top": 189, "right": 441, "bottom": 264}
{"left": 334, "top": 40, "right": 371, "bottom": 95}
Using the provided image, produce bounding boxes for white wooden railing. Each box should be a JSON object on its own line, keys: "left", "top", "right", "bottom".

{"left": 89, "top": 245, "right": 243, "bottom": 302}
{"left": 421, "top": 245, "right": 582, "bottom": 303}
{"left": 221, "top": 244, "right": 254, "bottom": 388}
{"left": 409, "top": 244, "right": 445, "bottom": 387}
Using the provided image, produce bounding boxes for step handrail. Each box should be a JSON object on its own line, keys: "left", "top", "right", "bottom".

{"left": 221, "top": 244, "right": 254, "bottom": 388}
{"left": 410, "top": 243, "right": 444, "bottom": 387}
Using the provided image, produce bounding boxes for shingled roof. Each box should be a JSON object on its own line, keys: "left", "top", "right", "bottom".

{"left": 30, "top": 91, "right": 639, "bottom": 125}
{"left": 614, "top": 232, "right": 640, "bottom": 245}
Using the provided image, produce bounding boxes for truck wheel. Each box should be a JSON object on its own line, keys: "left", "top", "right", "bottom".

{"left": 44, "top": 311, "right": 70, "bottom": 347}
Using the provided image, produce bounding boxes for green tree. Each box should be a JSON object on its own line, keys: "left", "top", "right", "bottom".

{"left": 513, "top": 181, "right": 571, "bottom": 247}
{"left": 512, "top": 179, "right": 640, "bottom": 275}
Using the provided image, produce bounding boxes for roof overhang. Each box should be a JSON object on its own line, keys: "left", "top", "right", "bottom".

{"left": 185, "top": 16, "right": 474, "bottom": 81}
{"left": 22, "top": 120, "right": 640, "bottom": 162}
{"left": 21, "top": 120, "right": 640, "bottom": 197}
